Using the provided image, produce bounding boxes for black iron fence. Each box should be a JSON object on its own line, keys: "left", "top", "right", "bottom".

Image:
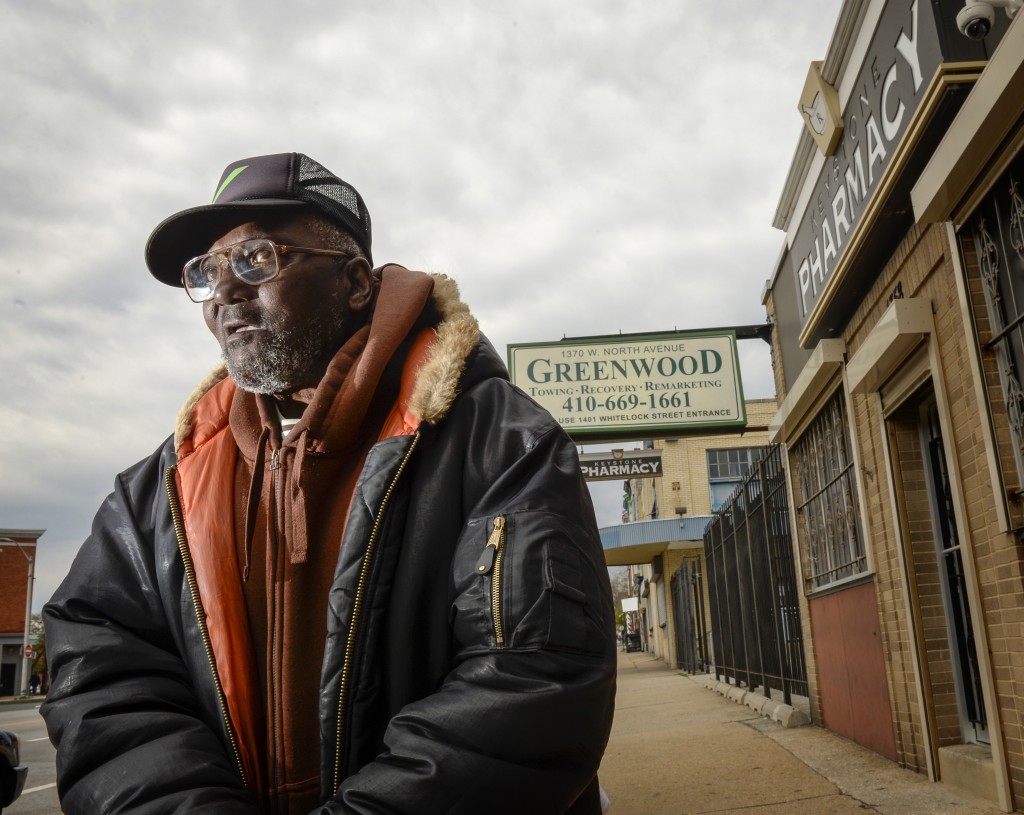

{"left": 670, "top": 554, "right": 709, "bottom": 673}
{"left": 703, "top": 445, "right": 808, "bottom": 704}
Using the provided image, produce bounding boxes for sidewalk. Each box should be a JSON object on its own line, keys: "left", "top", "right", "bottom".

{"left": 600, "top": 651, "right": 1006, "bottom": 815}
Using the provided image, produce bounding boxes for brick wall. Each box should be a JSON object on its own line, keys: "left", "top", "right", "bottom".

{"left": 652, "top": 399, "right": 777, "bottom": 519}
{"left": 958, "top": 233, "right": 1024, "bottom": 803}
{"left": 783, "top": 219, "right": 1024, "bottom": 795}
{"left": 0, "top": 543, "right": 33, "bottom": 634}
{"left": 845, "top": 225, "right": 959, "bottom": 774}
{"left": 764, "top": 292, "right": 789, "bottom": 401}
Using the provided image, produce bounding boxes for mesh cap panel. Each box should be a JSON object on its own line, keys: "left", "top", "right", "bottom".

{"left": 297, "top": 155, "right": 372, "bottom": 254}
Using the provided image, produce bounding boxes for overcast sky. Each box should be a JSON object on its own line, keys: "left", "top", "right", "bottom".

{"left": 1, "top": 0, "right": 843, "bottom": 611}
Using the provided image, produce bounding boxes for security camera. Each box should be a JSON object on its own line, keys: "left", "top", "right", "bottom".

{"left": 956, "top": 0, "right": 1021, "bottom": 40}
{"left": 957, "top": 2, "right": 995, "bottom": 38}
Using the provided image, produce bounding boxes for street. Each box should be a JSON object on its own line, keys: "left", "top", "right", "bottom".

{"left": 1, "top": 657, "right": 1009, "bottom": 815}
{"left": 1, "top": 702, "right": 58, "bottom": 814}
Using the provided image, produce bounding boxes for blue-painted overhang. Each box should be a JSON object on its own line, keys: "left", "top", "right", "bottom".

{"left": 600, "top": 516, "right": 713, "bottom": 566}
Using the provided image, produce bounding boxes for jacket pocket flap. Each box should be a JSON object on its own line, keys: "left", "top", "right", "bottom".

{"left": 549, "top": 575, "right": 587, "bottom": 605}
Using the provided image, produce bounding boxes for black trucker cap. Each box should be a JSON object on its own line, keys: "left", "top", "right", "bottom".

{"left": 145, "top": 152, "right": 372, "bottom": 285}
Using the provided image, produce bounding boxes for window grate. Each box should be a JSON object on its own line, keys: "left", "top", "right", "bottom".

{"left": 792, "top": 391, "right": 867, "bottom": 590}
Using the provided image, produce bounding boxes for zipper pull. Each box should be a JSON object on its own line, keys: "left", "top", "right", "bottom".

{"left": 475, "top": 516, "right": 505, "bottom": 574}
{"left": 270, "top": 448, "right": 281, "bottom": 470}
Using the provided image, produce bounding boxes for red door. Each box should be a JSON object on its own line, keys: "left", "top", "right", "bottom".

{"left": 809, "top": 580, "right": 897, "bottom": 760}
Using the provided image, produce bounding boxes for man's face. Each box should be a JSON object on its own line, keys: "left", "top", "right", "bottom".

{"left": 201, "top": 216, "right": 364, "bottom": 394}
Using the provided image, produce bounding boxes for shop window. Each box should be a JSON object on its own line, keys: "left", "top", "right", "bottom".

{"left": 792, "top": 391, "right": 867, "bottom": 590}
{"left": 706, "top": 447, "right": 764, "bottom": 511}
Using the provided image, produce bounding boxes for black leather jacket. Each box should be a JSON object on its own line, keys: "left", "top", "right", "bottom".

{"left": 42, "top": 284, "right": 616, "bottom": 815}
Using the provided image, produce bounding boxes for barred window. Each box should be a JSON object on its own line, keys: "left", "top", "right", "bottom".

{"left": 965, "top": 155, "right": 1024, "bottom": 497}
{"left": 792, "top": 391, "right": 867, "bottom": 590}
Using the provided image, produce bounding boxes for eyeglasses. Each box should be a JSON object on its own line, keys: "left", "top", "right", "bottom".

{"left": 182, "top": 238, "right": 352, "bottom": 303}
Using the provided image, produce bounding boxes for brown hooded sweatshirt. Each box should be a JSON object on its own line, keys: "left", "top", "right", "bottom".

{"left": 227, "top": 267, "right": 435, "bottom": 814}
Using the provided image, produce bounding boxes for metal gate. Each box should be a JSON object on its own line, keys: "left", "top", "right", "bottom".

{"left": 704, "top": 445, "right": 808, "bottom": 704}
{"left": 670, "top": 554, "right": 709, "bottom": 673}
{"left": 926, "top": 404, "right": 988, "bottom": 743}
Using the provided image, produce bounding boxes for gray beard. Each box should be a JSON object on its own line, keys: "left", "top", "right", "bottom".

{"left": 223, "top": 311, "right": 344, "bottom": 395}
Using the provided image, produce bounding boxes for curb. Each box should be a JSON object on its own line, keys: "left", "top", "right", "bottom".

{"left": 700, "top": 676, "right": 810, "bottom": 728}
{"left": 0, "top": 695, "right": 41, "bottom": 706}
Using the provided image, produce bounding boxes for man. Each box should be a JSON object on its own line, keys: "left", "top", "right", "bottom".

{"left": 42, "top": 153, "right": 616, "bottom": 815}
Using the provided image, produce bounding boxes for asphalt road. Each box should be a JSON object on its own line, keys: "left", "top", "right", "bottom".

{"left": 1, "top": 701, "right": 59, "bottom": 814}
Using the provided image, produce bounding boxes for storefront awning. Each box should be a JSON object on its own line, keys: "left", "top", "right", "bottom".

{"left": 599, "top": 516, "right": 713, "bottom": 567}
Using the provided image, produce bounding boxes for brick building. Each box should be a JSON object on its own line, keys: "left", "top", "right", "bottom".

{"left": 0, "top": 528, "right": 42, "bottom": 696}
{"left": 607, "top": 399, "right": 775, "bottom": 669}
{"left": 763, "top": 1, "right": 1024, "bottom": 809}
{"left": 646, "top": 399, "right": 778, "bottom": 518}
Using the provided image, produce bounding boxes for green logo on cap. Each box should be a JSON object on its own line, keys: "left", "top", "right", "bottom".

{"left": 212, "top": 165, "right": 249, "bottom": 204}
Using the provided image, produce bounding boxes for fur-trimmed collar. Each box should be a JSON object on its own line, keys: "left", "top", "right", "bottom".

{"left": 174, "top": 270, "right": 480, "bottom": 452}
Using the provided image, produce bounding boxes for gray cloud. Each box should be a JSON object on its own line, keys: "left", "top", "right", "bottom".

{"left": 1, "top": 0, "right": 842, "bottom": 607}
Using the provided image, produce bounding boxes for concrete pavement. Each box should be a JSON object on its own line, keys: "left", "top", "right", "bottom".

{"left": 600, "top": 651, "right": 1006, "bottom": 815}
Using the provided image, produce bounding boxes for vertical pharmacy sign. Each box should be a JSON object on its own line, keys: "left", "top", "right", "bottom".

{"left": 508, "top": 331, "right": 746, "bottom": 440}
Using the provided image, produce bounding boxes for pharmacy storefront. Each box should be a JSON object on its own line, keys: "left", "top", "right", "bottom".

{"left": 764, "top": 0, "right": 1024, "bottom": 809}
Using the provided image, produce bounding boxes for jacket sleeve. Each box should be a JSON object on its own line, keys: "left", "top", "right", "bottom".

{"left": 324, "top": 384, "right": 617, "bottom": 815}
{"left": 41, "top": 444, "right": 261, "bottom": 815}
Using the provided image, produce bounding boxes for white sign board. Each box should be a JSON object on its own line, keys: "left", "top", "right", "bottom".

{"left": 508, "top": 332, "right": 746, "bottom": 440}
{"left": 621, "top": 597, "right": 639, "bottom": 613}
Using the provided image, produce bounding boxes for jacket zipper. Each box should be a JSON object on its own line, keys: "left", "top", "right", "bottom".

{"left": 268, "top": 446, "right": 282, "bottom": 790}
{"left": 269, "top": 447, "right": 282, "bottom": 542}
{"left": 475, "top": 516, "right": 507, "bottom": 647}
{"left": 164, "top": 465, "right": 248, "bottom": 789}
{"left": 332, "top": 432, "right": 420, "bottom": 792}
